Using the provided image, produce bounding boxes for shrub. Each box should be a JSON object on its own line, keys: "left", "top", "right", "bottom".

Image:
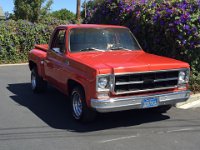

{"left": 84, "top": 0, "right": 200, "bottom": 92}
{"left": 50, "top": 9, "right": 76, "bottom": 22}
{"left": 0, "top": 18, "right": 67, "bottom": 64}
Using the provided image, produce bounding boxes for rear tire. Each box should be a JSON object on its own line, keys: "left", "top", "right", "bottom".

{"left": 151, "top": 105, "right": 172, "bottom": 113}
{"left": 31, "top": 67, "right": 47, "bottom": 93}
{"left": 70, "top": 86, "right": 96, "bottom": 122}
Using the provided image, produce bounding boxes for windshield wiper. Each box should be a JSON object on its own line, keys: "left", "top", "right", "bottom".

{"left": 110, "top": 47, "right": 132, "bottom": 51}
{"left": 80, "top": 48, "right": 105, "bottom": 52}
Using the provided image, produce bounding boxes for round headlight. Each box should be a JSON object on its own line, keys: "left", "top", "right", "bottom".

{"left": 179, "top": 71, "right": 186, "bottom": 84}
{"left": 98, "top": 77, "right": 108, "bottom": 89}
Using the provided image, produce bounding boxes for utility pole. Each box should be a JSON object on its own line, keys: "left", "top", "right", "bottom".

{"left": 76, "top": 0, "right": 81, "bottom": 23}
{"left": 84, "top": 0, "right": 87, "bottom": 18}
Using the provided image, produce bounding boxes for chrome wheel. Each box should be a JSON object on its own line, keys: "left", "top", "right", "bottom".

{"left": 31, "top": 72, "right": 36, "bottom": 90}
{"left": 72, "top": 91, "right": 83, "bottom": 119}
{"left": 31, "top": 68, "right": 47, "bottom": 93}
{"left": 70, "top": 86, "right": 96, "bottom": 122}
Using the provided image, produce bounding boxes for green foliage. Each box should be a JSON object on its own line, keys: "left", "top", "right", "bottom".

{"left": 50, "top": 9, "right": 75, "bottom": 21}
{"left": 14, "top": 0, "right": 53, "bottom": 22}
{"left": 0, "top": 19, "right": 67, "bottom": 64}
{"left": 190, "top": 70, "right": 200, "bottom": 93}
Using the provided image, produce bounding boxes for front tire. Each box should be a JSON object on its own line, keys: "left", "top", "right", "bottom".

{"left": 31, "top": 67, "right": 47, "bottom": 93}
{"left": 70, "top": 86, "right": 96, "bottom": 122}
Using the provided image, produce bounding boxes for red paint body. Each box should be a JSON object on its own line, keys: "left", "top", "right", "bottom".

{"left": 28, "top": 24, "right": 189, "bottom": 107}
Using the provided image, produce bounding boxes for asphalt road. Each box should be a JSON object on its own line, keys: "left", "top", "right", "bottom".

{"left": 0, "top": 64, "right": 200, "bottom": 150}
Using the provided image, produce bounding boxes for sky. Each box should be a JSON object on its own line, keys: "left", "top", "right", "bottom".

{"left": 0, "top": 0, "right": 85, "bottom": 14}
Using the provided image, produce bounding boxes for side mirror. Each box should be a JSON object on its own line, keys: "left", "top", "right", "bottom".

{"left": 52, "top": 48, "right": 61, "bottom": 53}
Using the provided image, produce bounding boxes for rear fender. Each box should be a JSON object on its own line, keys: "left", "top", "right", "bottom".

{"left": 28, "top": 49, "right": 47, "bottom": 78}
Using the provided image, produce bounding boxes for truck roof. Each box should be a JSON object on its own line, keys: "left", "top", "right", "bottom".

{"left": 58, "top": 24, "right": 127, "bottom": 29}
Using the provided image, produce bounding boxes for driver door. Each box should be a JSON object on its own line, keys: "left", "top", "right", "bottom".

{"left": 44, "top": 28, "right": 66, "bottom": 87}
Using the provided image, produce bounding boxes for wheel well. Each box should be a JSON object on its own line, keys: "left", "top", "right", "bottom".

{"left": 68, "top": 79, "right": 85, "bottom": 95}
{"left": 29, "top": 61, "right": 37, "bottom": 71}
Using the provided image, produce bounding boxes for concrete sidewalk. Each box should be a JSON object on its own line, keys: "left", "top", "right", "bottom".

{"left": 176, "top": 93, "right": 200, "bottom": 109}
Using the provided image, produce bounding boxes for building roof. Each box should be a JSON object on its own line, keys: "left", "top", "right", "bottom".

{"left": 0, "top": 6, "right": 5, "bottom": 20}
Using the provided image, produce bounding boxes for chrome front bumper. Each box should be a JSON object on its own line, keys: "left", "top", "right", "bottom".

{"left": 91, "top": 91, "right": 190, "bottom": 113}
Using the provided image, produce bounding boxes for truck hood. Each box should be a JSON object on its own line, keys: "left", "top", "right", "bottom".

{"left": 70, "top": 50, "right": 189, "bottom": 74}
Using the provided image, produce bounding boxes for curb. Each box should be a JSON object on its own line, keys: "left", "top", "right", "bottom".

{"left": 0, "top": 63, "right": 28, "bottom": 67}
{"left": 176, "top": 93, "right": 200, "bottom": 109}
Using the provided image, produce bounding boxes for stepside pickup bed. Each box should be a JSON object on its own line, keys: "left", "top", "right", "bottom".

{"left": 29, "top": 24, "right": 190, "bottom": 122}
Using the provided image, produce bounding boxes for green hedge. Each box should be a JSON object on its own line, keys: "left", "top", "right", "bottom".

{"left": 0, "top": 18, "right": 67, "bottom": 64}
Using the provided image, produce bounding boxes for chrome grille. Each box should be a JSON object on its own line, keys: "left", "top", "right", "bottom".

{"left": 114, "top": 70, "right": 179, "bottom": 94}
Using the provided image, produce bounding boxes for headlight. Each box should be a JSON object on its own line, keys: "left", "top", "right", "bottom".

{"left": 178, "top": 69, "right": 190, "bottom": 84}
{"left": 98, "top": 77, "right": 108, "bottom": 89}
{"left": 97, "top": 75, "right": 113, "bottom": 91}
{"left": 179, "top": 71, "right": 186, "bottom": 84}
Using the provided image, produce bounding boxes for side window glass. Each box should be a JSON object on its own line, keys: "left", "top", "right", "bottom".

{"left": 51, "top": 30, "right": 66, "bottom": 54}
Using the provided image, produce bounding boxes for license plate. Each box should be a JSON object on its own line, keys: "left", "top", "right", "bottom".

{"left": 142, "top": 97, "right": 158, "bottom": 108}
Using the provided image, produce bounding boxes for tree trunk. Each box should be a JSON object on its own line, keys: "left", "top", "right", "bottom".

{"left": 76, "top": 0, "right": 81, "bottom": 23}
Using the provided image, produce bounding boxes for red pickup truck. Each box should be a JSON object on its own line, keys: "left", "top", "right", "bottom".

{"left": 29, "top": 24, "right": 190, "bottom": 122}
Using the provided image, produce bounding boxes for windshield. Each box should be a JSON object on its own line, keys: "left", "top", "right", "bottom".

{"left": 69, "top": 28, "right": 141, "bottom": 52}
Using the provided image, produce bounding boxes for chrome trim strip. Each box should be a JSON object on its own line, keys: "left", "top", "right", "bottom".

{"left": 115, "top": 86, "right": 177, "bottom": 95}
{"left": 116, "top": 81, "right": 144, "bottom": 85}
{"left": 116, "top": 77, "right": 178, "bottom": 85}
{"left": 114, "top": 68, "right": 188, "bottom": 75}
{"left": 154, "top": 77, "right": 178, "bottom": 82}
{"left": 91, "top": 90, "right": 190, "bottom": 113}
